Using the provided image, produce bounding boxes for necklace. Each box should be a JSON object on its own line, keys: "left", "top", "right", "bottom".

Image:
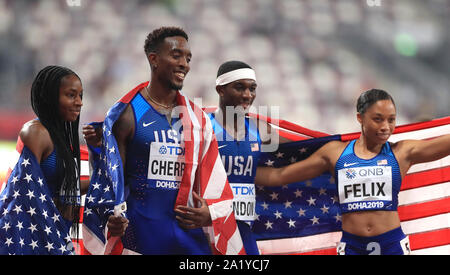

{"left": 145, "top": 86, "right": 175, "bottom": 109}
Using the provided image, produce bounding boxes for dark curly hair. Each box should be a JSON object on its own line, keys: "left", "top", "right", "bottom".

{"left": 144, "top": 26, "right": 188, "bottom": 56}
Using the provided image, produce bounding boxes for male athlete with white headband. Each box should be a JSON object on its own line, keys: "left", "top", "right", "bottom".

{"left": 196, "top": 60, "right": 291, "bottom": 254}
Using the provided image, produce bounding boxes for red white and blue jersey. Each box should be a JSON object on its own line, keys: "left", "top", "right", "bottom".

{"left": 335, "top": 140, "right": 402, "bottom": 214}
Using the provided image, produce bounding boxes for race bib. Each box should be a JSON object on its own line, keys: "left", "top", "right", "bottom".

{"left": 147, "top": 142, "right": 185, "bottom": 190}
{"left": 230, "top": 183, "right": 256, "bottom": 221}
{"left": 338, "top": 166, "right": 393, "bottom": 211}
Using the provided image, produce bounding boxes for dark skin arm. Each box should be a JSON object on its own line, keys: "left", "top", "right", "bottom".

{"left": 112, "top": 105, "right": 135, "bottom": 170}
{"left": 80, "top": 178, "right": 90, "bottom": 195}
{"left": 174, "top": 192, "right": 212, "bottom": 229}
{"left": 82, "top": 124, "right": 103, "bottom": 148}
{"left": 393, "top": 134, "right": 450, "bottom": 177}
{"left": 407, "top": 134, "right": 450, "bottom": 164}
{"left": 19, "top": 120, "right": 54, "bottom": 164}
{"left": 254, "top": 140, "right": 344, "bottom": 187}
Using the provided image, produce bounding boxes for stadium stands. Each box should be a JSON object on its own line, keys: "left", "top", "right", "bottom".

{"left": 0, "top": 0, "right": 448, "bottom": 139}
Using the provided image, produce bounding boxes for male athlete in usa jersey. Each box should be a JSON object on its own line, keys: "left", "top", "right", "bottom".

{"left": 83, "top": 28, "right": 243, "bottom": 255}
{"left": 205, "top": 61, "right": 290, "bottom": 254}
{"left": 255, "top": 89, "right": 450, "bottom": 255}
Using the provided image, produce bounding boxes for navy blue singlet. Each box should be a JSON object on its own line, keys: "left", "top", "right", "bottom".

{"left": 121, "top": 92, "right": 211, "bottom": 255}
{"left": 335, "top": 140, "right": 402, "bottom": 214}
{"left": 208, "top": 113, "right": 262, "bottom": 255}
{"left": 40, "top": 149, "right": 75, "bottom": 228}
{"left": 40, "top": 150, "right": 62, "bottom": 198}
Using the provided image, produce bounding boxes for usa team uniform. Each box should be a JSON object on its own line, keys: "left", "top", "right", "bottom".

{"left": 209, "top": 113, "right": 262, "bottom": 255}
{"left": 335, "top": 140, "right": 410, "bottom": 255}
{"left": 121, "top": 92, "right": 211, "bottom": 254}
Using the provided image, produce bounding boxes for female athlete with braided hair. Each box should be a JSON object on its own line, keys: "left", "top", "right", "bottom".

{"left": 21, "top": 65, "right": 85, "bottom": 240}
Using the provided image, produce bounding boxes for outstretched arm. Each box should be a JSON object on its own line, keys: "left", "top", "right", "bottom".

{"left": 255, "top": 141, "right": 340, "bottom": 187}
{"left": 400, "top": 134, "right": 450, "bottom": 166}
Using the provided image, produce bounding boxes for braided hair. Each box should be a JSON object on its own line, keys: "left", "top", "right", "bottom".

{"left": 30, "top": 65, "right": 81, "bottom": 238}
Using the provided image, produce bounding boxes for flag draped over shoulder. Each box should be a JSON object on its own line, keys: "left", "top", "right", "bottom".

{"left": 82, "top": 82, "right": 244, "bottom": 255}
{"left": 0, "top": 139, "right": 75, "bottom": 255}
{"left": 81, "top": 99, "right": 128, "bottom": 255}
{"left": 253, "top": 116, "right": 450, "bottom": 255}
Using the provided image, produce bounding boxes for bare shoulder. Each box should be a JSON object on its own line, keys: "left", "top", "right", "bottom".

{"left": 19, "top": 120, "right": 53, "bottom": 162}
{"left": 117, "top": 104, "right": 134, "bottom": 127}
{"left": 250, "top": 117, "right": 271, "bottom": 143}
{"left": 389, "top": 139, "right": 416, "bottom": 157}
{"left": 19, "top": 120, "right": 51, "bottom": 145}
{"left": 320, "top": 140, "right": 348, "bottom": 154}
{"left": 318, "top": 140, "right": 350, "bottom": 165}
{"left": 112, "top": 104, "right": 135, "bottom": 141}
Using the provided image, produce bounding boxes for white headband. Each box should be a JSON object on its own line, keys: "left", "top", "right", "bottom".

{"left": 215, "top": 68, "right": 257, "bottom": 86}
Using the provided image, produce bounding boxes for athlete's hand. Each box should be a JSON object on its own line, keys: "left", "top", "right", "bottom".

{"left": 82, "top": 124, "right": 102, "bottom": 147}
{"left": 175, "top": 191, "right": 212, "bottom": 229}
{"left": 107, "top": 215, "right": 129, "bottom": 237}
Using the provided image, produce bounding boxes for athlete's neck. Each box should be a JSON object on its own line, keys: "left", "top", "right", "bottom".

{"left": 355, "top": 137, "right": 384, "bottom": 159}
{"left": 215, "top": 107, "right": 246, "bottom": 140}
{"left": 146, "top": 81, "right": 177, "bottom": 107}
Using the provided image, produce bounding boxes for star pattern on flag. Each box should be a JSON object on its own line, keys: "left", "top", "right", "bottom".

{"left": 82, "top": 107, "right": 127, "bottom": 251}
{"left": 83, "top": 118, "right": 125, "bottom": 219}
{"left": 83, "top": 144, "right": 120, "bottom": 234}
{"left": 253, "top": 136, "right": 343, "bottom": 240}
{"left": 0, "top": 147, "right": 75, "bottom": 255}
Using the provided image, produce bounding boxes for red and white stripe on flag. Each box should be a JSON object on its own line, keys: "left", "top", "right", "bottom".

{"left": 175, "top": 94, "right": 245, "bottom": 255}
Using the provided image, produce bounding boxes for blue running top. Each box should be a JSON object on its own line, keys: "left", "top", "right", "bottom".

{"left": 334, "top": 140, "right": 402, "bottom": 214}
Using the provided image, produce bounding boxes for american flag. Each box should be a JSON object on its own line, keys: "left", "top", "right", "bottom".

{"left": 252, "top": 116, "right": 450, "bottom": 255}
{"left": 253, "top": 135, "right": 342, "bottom": 242}
{"left": 82, "top": 82, "right": 244, "bottom": 255}
{"left": 76, "top": 114, "right": 449, "bottom": 255}
{"left": 0, "top": 141, "right": 75, "bottom": 255}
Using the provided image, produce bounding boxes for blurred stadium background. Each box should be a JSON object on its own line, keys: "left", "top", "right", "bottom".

{"left": 0, "top": 0, "right": 449, "bottom": 178}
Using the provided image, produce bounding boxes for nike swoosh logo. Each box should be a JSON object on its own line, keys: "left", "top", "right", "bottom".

{"left": 143, "top": 121, "right": 156, "bottom": 127}
{"left": 218, "top": 145, "right": 227, "bottom": 149}
{"left": 344, "top": 162, "right": 358, "bottom": 167}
